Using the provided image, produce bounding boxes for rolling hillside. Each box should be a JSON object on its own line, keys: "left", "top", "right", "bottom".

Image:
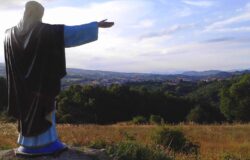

{"left": 0, "top": 63, "right": 249, "bottom": 88}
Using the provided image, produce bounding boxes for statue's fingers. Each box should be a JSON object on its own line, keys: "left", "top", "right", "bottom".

{"left": 106, "top": 22, "right": 114, "bottom": 26}
{"left": 100, "top": 19, "right": 107, "bottom": 23}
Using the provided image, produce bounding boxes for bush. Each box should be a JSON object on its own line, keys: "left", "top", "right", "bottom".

{"left": 186, "top": 106, "right": 205, "bottom": 123}
{"left": 221, "top": 153, "right": 240, "bottom": 160}
{"left": 220, "top": 74, "right": 250, "bottom": 122}
{"left": 88, "top": 139, "right": 107, "bottom": 149}
{"left": 150, "top": 115, "right": 164, "bottom": 125}
{"left": 131, "top": 116, "right": 147, "bottom": 124}
{"left": 151, "top": 127, "right": 199, "bottom": 154}
{"left": 0, "top": 111, "right": 16, "bottom": 122}
{"left": 59, "top": 114, "right": 74, "bottom": 123}
{"left": 107, "top": 141, "right": 173, "bottom": 160}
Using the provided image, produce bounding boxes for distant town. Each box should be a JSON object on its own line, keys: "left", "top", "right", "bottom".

{"left": 0, "top": 63, "right": 249, "bottom": 88}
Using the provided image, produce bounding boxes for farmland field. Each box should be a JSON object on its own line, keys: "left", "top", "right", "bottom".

{"left": 0, "top": 122, "right": 250, "bottom": 160}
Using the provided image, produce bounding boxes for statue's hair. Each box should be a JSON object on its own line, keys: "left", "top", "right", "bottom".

{"left": 24, "top": 1, "right": 44, "bottom": 20}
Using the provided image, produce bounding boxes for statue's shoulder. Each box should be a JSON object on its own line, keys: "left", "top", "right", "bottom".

{"left": 4, "top": 26, "right": 16, "bottom": 41}
{"left": 5, "top": 26, "right": 15, "bottom": 35}
{"left": 41, "top": 23, "right": 64, "bottom": 28}
{"left": 39, "top": 23, "right": 63, "bottom": 31}
{"left": 39, "top": 23, "right": 64, "bottom": 34}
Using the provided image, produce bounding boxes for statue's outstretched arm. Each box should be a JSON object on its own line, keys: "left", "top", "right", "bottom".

{"left": 64, "top": 19, "right": 114, "bottom": 48}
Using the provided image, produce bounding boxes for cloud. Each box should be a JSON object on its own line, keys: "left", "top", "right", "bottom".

{"left": 0, "top": 0, "right": 57, "bottom": 9}
{"left": 206, "top": 12, "right": 250, "bottom": 31}
{"left": 209, "top": 27, "right": 250, "bottom": 33}
{"left": 0, "top": 1, "right": 25, "bottom": 10}
{"left": 182, "top": 0, "right": 215, "bottom": 7}
{"left": 1, "top": 0, "right": 250, "bottom": 73}
{"left": 203, "top": 37, "right": 236, "bottom": 43}
{"left": 140, "top": 24, "right": 194, "bottom": 40}
{"left": 205, "top": 2, "right": 250, "bottom": 33}
{"left": 202, "top": 37, "right": 250, "bottom": 43}
{"left": 175, "top": 7, "right": 193, "bottom": 17}
{"left": 246, "top": 3, "right": 250, "bottom": 10}
{"left": 131, "top": 19, "right": 155, "bottom": 29}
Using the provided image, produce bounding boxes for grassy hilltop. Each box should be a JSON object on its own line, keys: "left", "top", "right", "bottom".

{"left": 1, "top": 123, "right": 250, "bottom": 160}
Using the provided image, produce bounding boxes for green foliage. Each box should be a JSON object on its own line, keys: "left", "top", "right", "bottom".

{"left": 186, "top": 80, "right": 224, "bottom": 105}
{"left": 56, "top": 83, "right": 192, "bottom": 124}
{"left": 0, "top": 110, "right": 16, "bottom": 122}
{"left": 186, "top": 80, "right": 227, "bottom": 123}
{"left": 187, "top": 106, "right": 205, "bottom": 123}
{"left": 220, "top": 74, "right": 250, "bottom": 122}
{"left": 149, "top": 115, "right": 164, "bottom": 125}
{"left": 151, "top": 127, "right": 199, "bottom": 154}
{"left": 88, "top": 139, "right": 108, "bottom": 149}
{"left": 186, "top": 105, "right": 222, "bottom": 123}
{"left": 106, "top": 141, "right": 173, "bottom": 160}
{"left": 132, "top": 116, "right": 147, "bottom": 125}
{"left": 119, "top": 130, "right": 136, "bottom": 141}
{"left": 56, "top": 85, "right": 100, "bottom": 123}
{"left": 221, "top": 152, "right": 240, "bottom": 160}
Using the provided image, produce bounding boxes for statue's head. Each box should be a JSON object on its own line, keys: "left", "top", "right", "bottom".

{"left": 23, "top": 1, "right": 44, "bottom": 22}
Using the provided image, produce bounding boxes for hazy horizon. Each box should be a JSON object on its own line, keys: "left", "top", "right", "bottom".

{"left": 0, "top": 0, "right": 250, "bottom": 73}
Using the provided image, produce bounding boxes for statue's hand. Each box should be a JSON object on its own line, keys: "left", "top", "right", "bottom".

{"left": 98, "top": 19, "right": 114, "bottom": 28}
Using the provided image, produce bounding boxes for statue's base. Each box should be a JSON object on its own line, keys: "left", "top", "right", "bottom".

{"left": 15, "top": 146, "right": 68, "bottom": 158}
{"left": 15, "top": 140, "right": 67, "bottom": 158}
{"left": 0, "top": 147, "right": 109, "bottom": 160}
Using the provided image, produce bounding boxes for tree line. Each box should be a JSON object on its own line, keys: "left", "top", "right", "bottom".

{"left": 0, "top": 74, "right": 250, "bottom": 124}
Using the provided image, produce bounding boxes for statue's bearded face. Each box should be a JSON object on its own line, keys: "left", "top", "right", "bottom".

{"left": 24, "top": 1, "right": 44, "bottom": 21}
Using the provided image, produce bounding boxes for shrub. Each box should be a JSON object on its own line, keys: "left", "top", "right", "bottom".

{"left": 131, "top": 116, "right": 147, "bottom": 124}
{"left": 119, "top": 130, "right": 136, "bottom": 141}
{"left": 0, "top": 111, "right": 16, "bottom": 122}
{"left": 59, "top": 114, "right": 74, "bottom": 123}
{"left": 186, "top": 106, "right": 205, "bottom": 123}
{"left": 89, "top": 139, "right": 107, "bottom": 149}
{"left": 151, "top": 127, "right": 199, "bottom": 154}
{"left": 150, "top": 115, "right": 164, "bottom": 125}
{"left": 221, "top": 153, "right": 240, "bottom": 160}
{"left": 106, "top": 141, "right": 173, "bottom": 160}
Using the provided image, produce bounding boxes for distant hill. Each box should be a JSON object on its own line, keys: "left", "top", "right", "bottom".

{"left": 1, "top": 63, "right": 250, "bottom": 87}
{"left": 63, "top": 68, "right": 182, "bottom": 88}
{"left": 182, "top": 70, "right": 223, "bottom": 76}
{"left": 181, "top": 70, "right": 250, "bottom": 79}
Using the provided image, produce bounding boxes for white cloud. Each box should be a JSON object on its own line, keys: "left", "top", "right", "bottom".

{"left": 175, "top": 7, "right": 193, "bottom": 17}
{"left": 209, "top": 27, "right": 250, "bottom": 33}
{"left": 205, "top": 2, "right": 250, "bottom": 33}
{"left": 0, "top": 0, "right": 57, "bottom": 9}
{"left": 182, "top": 0, "right": 215, "bottom": 7}
{"left": 140, "top": 24, "right": 194, "bottom": 40}
{"left": 1, "top": 1, "right": 250, "bottom": 72}
{"left": 206, "top": 12, "right": 250, "bottom": 30}
{"left": 136, "top": 41, "right": 250, "bottom": 72}
{"left": 0, "top": 0, "right": 24, "bottom": 9}
{"left": 246, "top": 3, "right": 250, "bottom": 10}
{"left": 131, "top": 19, "right": 155, "bottom": 29}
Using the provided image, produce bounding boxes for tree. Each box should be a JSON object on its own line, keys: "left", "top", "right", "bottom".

{"left": 187, "top": 106, "right": 205, "bottom": 123}
{"left": 220, "top": 74, "right": 250, "bottom": 122}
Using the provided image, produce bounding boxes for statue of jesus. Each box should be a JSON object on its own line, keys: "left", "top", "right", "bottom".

{"left": 4, "top": 1, "right": 114, "bottom": 157}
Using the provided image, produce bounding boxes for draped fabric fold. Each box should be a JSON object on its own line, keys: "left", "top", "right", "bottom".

{"left": 4, "top": 22, "right": 66, "bottom": 137}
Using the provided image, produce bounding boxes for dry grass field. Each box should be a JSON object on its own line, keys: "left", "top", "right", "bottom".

{"left": 1, "top": 122, "right": 250, "bottom": 160}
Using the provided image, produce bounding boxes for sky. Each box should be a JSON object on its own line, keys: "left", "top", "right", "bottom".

{"left": 0, "top": 0, "right": 250, "bottom": 73}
